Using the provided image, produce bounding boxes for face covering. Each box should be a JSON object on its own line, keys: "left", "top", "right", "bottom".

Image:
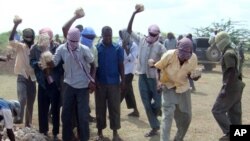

{"left": 177, "top": 37, "right": 193, "bottom": 62}
{"left": 81, "top": 36, "right": 94, "bottom": 48}
{"left": 67, "top": 28, "right": 80, "bottom": 51}
{"left": 22, "top": 28, "right": 35, "bottom": 46}
{"left": 38, "top": 33, "right": 50, "bottom": 52}
{"left": 146, "top": 24, "right": 160, "bottom": 44}
{"left": 215, "top": 32, "right": 231, "bottom": 52}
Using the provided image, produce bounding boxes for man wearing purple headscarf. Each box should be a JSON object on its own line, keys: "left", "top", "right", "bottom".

{"left": 155, "top": 37, "right": 200, "bottom": 141}
{"left": 126, "top": 5, "right": 166, "bottom": 137}
{"left": 47, "top": 8, "right": 96, "bottom": 141}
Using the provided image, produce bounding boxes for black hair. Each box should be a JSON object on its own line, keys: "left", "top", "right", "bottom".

{"left": 101, "top": 26, "right": 112, "bottom": 36}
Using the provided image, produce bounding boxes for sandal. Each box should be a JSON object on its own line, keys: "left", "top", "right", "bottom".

{"left": 144, "top": 129, "right": 158, "bottom": 137}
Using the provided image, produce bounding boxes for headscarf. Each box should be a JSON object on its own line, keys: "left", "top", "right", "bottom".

{"left": 146, "top": 24, "right": 160, "bottom": 44}
{"left": 37, "top": 33, "right": 50, "bottom": 52}
{"left": 67, "top": 28, "right": 80, "bottom": 51}
{"left": 215, "top": 31, "right": 231, "bottom": 52}
{"left": 39, "top": 27, "right": 53, "bottom": 41}
{"left": 119, "top": 29, "right": 132, "bottom": 45}
{"left": 22, "top": 28, "right": 35, "bottom": 45}
{"left": 177, "top": 37, "right": 193, "bottom": 62}
{"left": 80, "top": 27, "right": 96, "bottom": 48}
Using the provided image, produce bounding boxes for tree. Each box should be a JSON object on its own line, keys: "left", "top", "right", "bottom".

{"left": 192, "top": 19, "right": 250, "bottom": 47}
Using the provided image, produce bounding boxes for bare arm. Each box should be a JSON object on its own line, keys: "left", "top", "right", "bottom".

{"left": 9, "top": 18, "right": 22, "bottom": 41}
{"left": 127, "top": 5, "right": 144, "bottom": 34}
{"left": 62, "top": 8, "right": 85, "bottom": 38}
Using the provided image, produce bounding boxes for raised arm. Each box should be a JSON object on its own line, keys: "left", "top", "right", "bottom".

{"left": 127, "top": 4, "right": 144, "bottom": 34}
{"left": 9, "top": 16, "right": 22, "bottom": 41}
{"left": 62, "top": 7, "right": 85, "bottom": 38}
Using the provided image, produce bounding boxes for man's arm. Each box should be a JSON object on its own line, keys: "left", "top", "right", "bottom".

{"left": 62, "top": 8, "right": 84, "bottom": 38}
{"left": 127, "top": 4, "right": 144, "bottom": 34}
{"left": 9, "top": 16, "right": 22, "bottom": 41}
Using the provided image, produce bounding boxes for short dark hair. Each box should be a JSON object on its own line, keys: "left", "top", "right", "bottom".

{"left": 101, "top": 26, "right": 112, "bottom": 36}
{"left": 75, "top": 25, "right": 83, "bottom": 32}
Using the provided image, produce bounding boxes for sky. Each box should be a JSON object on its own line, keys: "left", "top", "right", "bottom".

{"left": 0, "top": 0, "right": 250, "bottom": 37}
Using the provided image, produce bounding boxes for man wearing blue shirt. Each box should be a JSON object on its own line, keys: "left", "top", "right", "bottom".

{"left": 95, "top": 26, "right": 125, "bottom": 141}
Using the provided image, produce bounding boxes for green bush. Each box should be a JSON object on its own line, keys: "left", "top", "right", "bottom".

{"left": 0, "top": 32, "right": 10, "bottom": 53}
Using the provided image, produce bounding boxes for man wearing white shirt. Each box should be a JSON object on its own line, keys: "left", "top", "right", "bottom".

{"left": 119, "top": 29, "right": 139, "bottom": 117}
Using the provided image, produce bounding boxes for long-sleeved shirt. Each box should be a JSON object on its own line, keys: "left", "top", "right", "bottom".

{"left": 8, "top": 41, "right": 36, "bottom": 81}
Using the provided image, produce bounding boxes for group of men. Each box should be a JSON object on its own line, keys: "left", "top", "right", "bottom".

{"left": 0, "top": 5, "right": 245, "bottom": 141}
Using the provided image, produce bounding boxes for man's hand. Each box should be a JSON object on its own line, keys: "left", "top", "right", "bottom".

{"left": 134, "top": 4, "right": 144, "bottom": 14}
{"left": 88, "top": 81, "right": 96, "bottom": 93}
{"left": 74, "top": 7, "right": 85, "bottom": 19}
{"left": 13, "top": 15, "right": 22, "bottom": 25}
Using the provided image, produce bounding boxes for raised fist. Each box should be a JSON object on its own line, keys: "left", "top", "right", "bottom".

{"left": 13, "top": 15, "right": 22, "bottom": 25}
{"left": 74, "top": 7, "right": 85, "bottom": 18}
{"left": 135, "top": 4, "right": 144, "bottom": 13}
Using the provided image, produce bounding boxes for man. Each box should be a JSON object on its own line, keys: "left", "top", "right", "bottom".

{"left": 95, "top": 26, "right": 124, "bottom": 141}
{"left": 0, "top": 99, "right": 21, "bottom": 141}
{"left": 48, "top": 8, "right": 96, "bottom": 141}
{"left": 186, "top": 33, "right": 197, "bottom": 92}
{"left": 119, "top": 29, "right": 139, "bottom": 117}
{"left": 155, "top": 37, "right": 200, "bottom": 141}
{"left": 164, "top": 32, "right": 177, "bottom": 50}
{"left": 81, "top": 27, "right": 98, "bottom": 122}
{"left": 126, "top": 5, "right": 166, "bottom": 137}
{"left": 30, "top": 29, "right": 62, "bottom": 140}
{"left": 54, "top": 34, "right": 62, "bottom": 44}
{"left": 212, "top": 32, "right": 245, "bottom": 141}
{"left": 8, "top": 16, "right": 36, "bottom": 127}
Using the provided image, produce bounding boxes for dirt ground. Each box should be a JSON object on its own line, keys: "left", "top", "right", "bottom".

{"left": 0, "top": 61, "right": 249, "bottom": 141}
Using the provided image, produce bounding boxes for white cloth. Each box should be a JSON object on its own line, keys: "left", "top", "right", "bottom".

{"left": 0, "top": 109, "right": 13, "bottom": 129}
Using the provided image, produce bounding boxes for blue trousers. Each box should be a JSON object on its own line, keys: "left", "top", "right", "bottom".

{"left": 138, "top": 74, "right": 161, "bottom": 129}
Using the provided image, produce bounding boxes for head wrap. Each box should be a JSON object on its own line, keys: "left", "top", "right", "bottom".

{"left": 177, "top": 37, "right": 193, "bottom": 61}
{"left": 8, "top": 100, "right": 21, "bottom": 121}
{"left": 38, "top": 33, "right": 50, "bottom": 51}
{"left": 22, "top": 28, "right": 35, "bottom": 42}
{"left": 80, "top": 27, "right": 96, "bottom": 48}
{"left": 215, "top": 31, "right": 231, "bottom": 52}
{"left": 39, "top": 27, "right": 53, "bottom": 41}
{"left": 67, "top": 28, "right": 80, "bottom": 51}
{"left": 146, "top": 24, "right": 160, "bottom": 44}
{"left": 119, "top": 29, "right": 132, "bottom": 44}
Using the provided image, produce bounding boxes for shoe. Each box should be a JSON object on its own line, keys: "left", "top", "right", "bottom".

{"left": 89, "top": 115, "right": 96, "bottom": 122}
{"left": 112, "top": 134, "right": 122, "bottom": 141}
{"left": 144, "top": 128, "right": 159, "bottom": 137}
{"left": 128, "top": 111, "right": 139, "bottom": 117}
{"left": 219, "top": 134, "right": 229, "bottom": 141}
{"left": 95, "top": 135, "right": 104, "bottom": 141}
{"left": 53, "top": 135, "right": 59, "bottom": 141}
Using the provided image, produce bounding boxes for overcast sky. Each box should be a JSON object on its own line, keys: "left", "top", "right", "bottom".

{"left": 0, "top": 0, "right": 250, "bottom": 37}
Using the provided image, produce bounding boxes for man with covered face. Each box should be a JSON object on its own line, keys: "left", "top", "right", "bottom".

{"left": 47, "top": 8, "right": 96, "bottom": 141}
{"left": 30, "top": 29, "right": 62, "bottom": 140}
{"left": 212, "top": 32, "right": 245, "bottom": 141}
{"left": 154, "top": 37, "right": 200, "bottom": 141}
{"left": 8, "top": 16, "right": 36, "bottom": 127}
{"left": 126, "top": 5, "right": 166, "bottom": 137}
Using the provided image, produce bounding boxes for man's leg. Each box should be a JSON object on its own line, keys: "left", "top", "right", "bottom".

{"left": 16, "top": 75, "right": 27, "bottom": 124}
{"left": 174, "top": 91, "right": 192, "bottom": 141}
{"left": 62, "top": 84, "right": 75, "bottom": 141}
{"left": 76, "top": 88, "right": 89, "bottom": 141}
{"left": 25, "top": 78, "right": 36, "bottom": 127}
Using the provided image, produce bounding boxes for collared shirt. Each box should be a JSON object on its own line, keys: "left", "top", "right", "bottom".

{"left": 53, "top": 43, "right": 94, "bottom": 89}
{"left": 118, "top": 41, "right": 138, "bottom": 74}
{"left": 155, "top": 49, "right": 198, "bottom": 93}
{"left": 130, "top": 32, "right": 166, "bottom": 78}
{"left": 96, "top": 42, "right": 124, "bottom": 85}
{"left": 8, "top": 41, "right": 36, "bottom": 81}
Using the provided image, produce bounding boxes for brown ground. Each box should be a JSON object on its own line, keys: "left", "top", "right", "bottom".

{"left": 0, "top": 61, "right": 249, "bottom": 141}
